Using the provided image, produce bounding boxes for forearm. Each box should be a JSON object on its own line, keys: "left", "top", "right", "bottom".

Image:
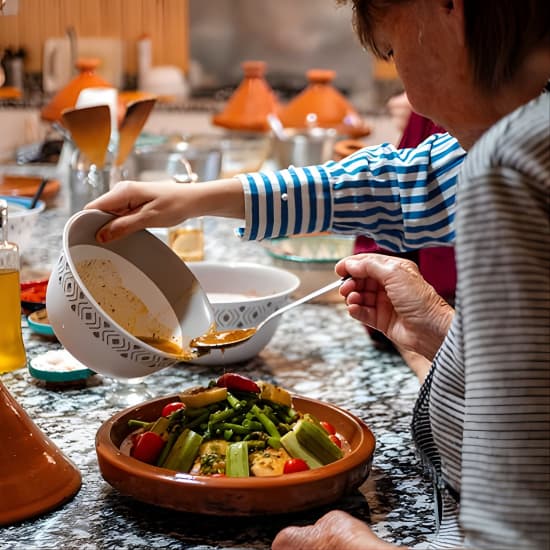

{"left": 188, "top": 178, "right": 245, "bottom": 219}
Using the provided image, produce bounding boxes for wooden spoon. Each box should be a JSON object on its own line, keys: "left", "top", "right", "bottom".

{"left": 61, "top": 105, "right": 111, "bottom": 168}
{"left": 116, "top": 97, "right": 157, "bottom": 166}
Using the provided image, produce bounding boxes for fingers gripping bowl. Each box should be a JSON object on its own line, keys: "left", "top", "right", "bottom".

{"left": 46, "top": 209, "right": 215, "bottom": 379}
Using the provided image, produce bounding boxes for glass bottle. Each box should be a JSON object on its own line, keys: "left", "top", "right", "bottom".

{"left": 167, "top": 158, "right": 204, "bottom": 262}
{"left": 0, "top": 199, "right": 27, "bottom": 373}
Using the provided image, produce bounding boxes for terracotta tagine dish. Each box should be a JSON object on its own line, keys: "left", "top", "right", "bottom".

{"left": 278, "top": 69, "right": 371, "bottom": 138}
{"left": 41, "top": 57, "right": 112, "bottom": 124}
{"left": 0, "top": 379, "right": 81, "bottom": 525}
{"left": 212, "top": 60, "right": 279, "bottom": 133}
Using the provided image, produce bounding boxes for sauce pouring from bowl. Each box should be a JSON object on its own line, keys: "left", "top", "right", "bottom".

{"left": 189, "top": 278, "right": 347, "bottom": 350}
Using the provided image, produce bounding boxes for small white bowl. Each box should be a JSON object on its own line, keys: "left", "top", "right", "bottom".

{"left": 46, "top": 209, "right": 215, "bottom": 379}
{"left": 1, "top": 195, "right": 46, "bottom": 257}
{"left": 187, "top": 261, "right": 300, "bottom": 365}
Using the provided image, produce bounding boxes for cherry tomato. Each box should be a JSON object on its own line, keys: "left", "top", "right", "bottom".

{"left": 283, "top": 458, "right": 310, "bottom": 474}
{"left": 216, "top": 373, "right": 260, "bottom": 393}
{"left": 161, "top": 401, "right": 185, "bottom": 417}
{"left": 320, "top": 421, "right": 336, "bottom": 435}
{"left": 131, "top": 431, "right": 165, "bottom": 464}
{"left": 329, "top": 434, "right": 342, "bottom": 448}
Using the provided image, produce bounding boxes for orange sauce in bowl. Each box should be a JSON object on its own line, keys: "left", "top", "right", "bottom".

{"left": 189, "top": 328, "right": 257, "bottom": 349}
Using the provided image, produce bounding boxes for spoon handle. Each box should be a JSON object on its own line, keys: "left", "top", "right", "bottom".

{"left": 260, "top": 277, "right": 346, "bottom": 328}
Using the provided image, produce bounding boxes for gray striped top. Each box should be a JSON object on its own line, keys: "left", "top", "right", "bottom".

{"left": 414, "top": 87, "right": 550, "bottom": 549}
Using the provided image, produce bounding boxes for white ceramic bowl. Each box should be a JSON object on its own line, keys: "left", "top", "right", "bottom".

{"left": 187, "top": 261, "right": 300, "bottom": 365}
{"left": 261, "top": 234, "right": 355, "bottom": 303}
{"left": 1, "top": 195, "right": 46, "bottom": 257}
{"left": 46, "top": 209, "right": 215, "bottom": 379}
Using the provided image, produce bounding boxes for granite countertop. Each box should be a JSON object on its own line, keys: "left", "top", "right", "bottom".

{"left": 1, "top": 195, "right": 435, "bottom": 550}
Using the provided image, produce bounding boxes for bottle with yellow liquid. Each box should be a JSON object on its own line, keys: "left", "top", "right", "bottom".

{"left": 168, "top": 160, "right": 204, "bottom": 262}
{"left": 0, "top": 199, "right": 26, "bottom": 373}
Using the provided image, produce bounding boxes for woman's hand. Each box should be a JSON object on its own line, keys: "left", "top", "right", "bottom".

{"left": 272, "top": 510, "right": 401, "bottom": 550}
{"left": 85, "top": 177, "right": 245, "bottom": 243}
{"left": 336, "top": 254, "right": 454, "bottom": 360}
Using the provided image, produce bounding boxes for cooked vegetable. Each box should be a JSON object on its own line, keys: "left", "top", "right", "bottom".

{"left": 283, "top": 457, "right": 310, "bottom": 474}
{"left": 179, "top": 386, "right": 228, "bottom": 408}
{"left": 225, "top": 441, "right": 249, "bottom": 477}
{"left": 127, "top": 373, "right": 349, "bottom": 476}
{"left": 294, "top": 419, "right": 343, "bottom": 465}
{"left": 320, "top": 421, "right": 336, "bottom": 435}
{"left": 162, "top": 429, "right": 203, "bottom": 472}
{"left": 280, "top": 431, "right": 323, "bottom": 469}
{"left": 132, "top": 431, "right": 165, "bottom": 464}
{"left": 250, "top": 446, "right": 292, "bottom": 476}
{"left": 257, "top": 380, "right": 292, "bottom": 407}
{"left": 161, "top": 401, "right": 186, "bottom": 417}
{"left": 216, "top": 373, "right": 260, "bottom": 393}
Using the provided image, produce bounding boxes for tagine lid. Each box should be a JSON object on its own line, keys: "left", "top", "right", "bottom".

{"left": 41, "top": 58, "right": 112, "bottom": 123}
{"left": 279, "top": 69, "right": 370, "bottom": 138}
{"left": 212, "top": 60, "right": 279, "bottom": 133}
{"left": 0, "top": 379, "right": 81, "bottom": 526}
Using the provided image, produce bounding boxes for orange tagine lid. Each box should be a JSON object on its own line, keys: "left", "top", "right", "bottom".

{"left": 279, "top": 69, "right": 370, "bottom": 138}
{"left": 0, "top": 379, "right": 81, "bottom": 526}
{"left": 41, "top": 58, "right": 112, "bottom": 123}
{"left": 212, "top": 60, "right": 279, "bottom": 133}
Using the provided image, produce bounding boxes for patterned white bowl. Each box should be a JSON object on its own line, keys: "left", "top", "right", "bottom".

{"left": 46, "top": 209, "right": 215, "bottom": 379}
{"left": 1, "top": 195, "right": 46, "bottom": 257}
{"left": 188, "top": 261, "right": 300, "bottom": 365}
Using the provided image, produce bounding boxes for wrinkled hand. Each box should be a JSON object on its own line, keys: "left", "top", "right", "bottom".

{"left": 336, "top": 254, "right": 454, "bottom": 360}
{"left": 272, "top": 510, "right": 401, "bottom": 550}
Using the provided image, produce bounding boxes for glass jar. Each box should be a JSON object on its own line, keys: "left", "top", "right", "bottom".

{"left": 69, "top": 148, "right": 118, "bottom": 214}
{"left": 0, "top": 200, "right": 27, "bottom": 373}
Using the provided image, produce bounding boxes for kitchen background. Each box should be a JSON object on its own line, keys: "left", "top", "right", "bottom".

{"left": 0, "top": 0, "right": 402, "bottom": 162}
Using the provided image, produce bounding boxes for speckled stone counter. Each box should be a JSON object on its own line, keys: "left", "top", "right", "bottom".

{"left": 1, "top": 199, "right": 435, "bottom": 549}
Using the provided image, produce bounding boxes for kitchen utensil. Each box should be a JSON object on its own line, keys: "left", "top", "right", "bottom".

{"left": 190, "top": 277, "right": 345, "bottom": 350}
{"left": 261, "top": 234, "right": 356, "bottom": 303}
{"left": 29, "top": 179, "right": 49, "bottom": 209}
{"left": 267, "top": 113, "right": 289, "bottom": 141}
{"left": 46, "top": 209, "right": 215, "bottom": 379}
{"left": 186, "top": 261, "right": 300, "bottom": 365}
{"left": 61, "top": 104, "right": 111, "bottom": 168}
{"left": 41, "top": 58, "right": 112, "bottom": 123}
{"left": 116, "top": 97, "right": 157, "bottom": 166}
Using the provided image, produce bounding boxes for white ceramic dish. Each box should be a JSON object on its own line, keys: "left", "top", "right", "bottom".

{"left": 187, "top": 261, "right": 300, "bottom": 365}
{"left": 46, "top": 209, "right": 215, "bottom": 379}
{"left": 1, "top": 196, "right": 46, "bottom": 257}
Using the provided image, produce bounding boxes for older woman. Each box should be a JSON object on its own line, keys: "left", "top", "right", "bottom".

{"left": 87, "top": 0, "right": 548, "bottom": 547}
{"left": 272, "top": 0, "right": 550, "bottom": 549}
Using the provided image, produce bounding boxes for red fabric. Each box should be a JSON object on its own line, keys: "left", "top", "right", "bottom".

{"left": 353, "top": 111, "right": 456, "bottom": 303}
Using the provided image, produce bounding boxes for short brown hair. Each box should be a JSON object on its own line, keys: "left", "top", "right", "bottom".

{"left": 336, "top": 0, "right": 550, "bottom": 90}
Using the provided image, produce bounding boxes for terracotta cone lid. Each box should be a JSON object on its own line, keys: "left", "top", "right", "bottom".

{"left": 279, "top": 69, "right": 370, "bottom": 138}
{"left": 212, "top": 60, "right": 279, "bottom": 133}
{"left": 41, "top": 58, "right": 112, "bottom": 123}
{"left": 0, "top": 379, "right": 81, "bottom": 525}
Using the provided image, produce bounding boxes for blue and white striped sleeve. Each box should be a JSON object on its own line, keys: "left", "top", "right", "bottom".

{"left": 236, "top": 132, "right": 466, "bottom": 252}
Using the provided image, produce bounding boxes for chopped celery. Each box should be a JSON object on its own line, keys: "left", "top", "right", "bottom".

{"left": 280, "top": 431, "right": 323, "bottom": 469}
{"left": 225, "top": 441, "right": 249, "bottom": 477}
{"left": 294, "top": 419, "right": 343, "bottom": 464}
